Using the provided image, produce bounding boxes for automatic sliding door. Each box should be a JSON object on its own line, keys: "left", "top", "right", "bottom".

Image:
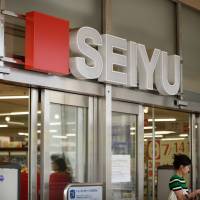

{"left": 143, "top": 107, "right": 191, "bottom": 200}
{"left": 112, "top": 101, "right": 144, "bottom": 200}
{"left": 48, "top": 103, "right": 87, "bottom": 182}
{"left": 41, "top": 90, "right": 95, "bottom": 200}
{"left": 112, "top": 112, "right": 137, "bottom": 199}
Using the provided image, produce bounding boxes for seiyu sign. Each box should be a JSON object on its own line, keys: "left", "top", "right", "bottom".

{"left": 70, "top": 27, "right": 180, "bottom": 96}
{"left": 25, "top": 12, "right": 180, "bottom": 96}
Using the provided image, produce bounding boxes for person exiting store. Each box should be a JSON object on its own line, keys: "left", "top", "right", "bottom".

{"left": 168, "top": 154, "right": 200, "bottom": 200}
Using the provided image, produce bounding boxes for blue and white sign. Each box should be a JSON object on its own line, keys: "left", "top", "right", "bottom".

{"left": 67, "top": 185, "right": 103, "bottom": 200}
{"left": 0, "top": 175, "right": 5, "bottom": 182}
{"left": 0, "top": 168, "right": 18, "bottom": 200}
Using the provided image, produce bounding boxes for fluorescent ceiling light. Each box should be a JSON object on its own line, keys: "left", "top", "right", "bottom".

{"left": 0, "top": 111, "right": 29, "bottom": 116}
{"left": 0, "top": 110, "right": 41, "bottom": 116}
{"left": 7, "top": 121, "right": 24, "bottom": 126}
{"left": 144, "top": 133, "right": 152, "bottom": 136}
{"left": 0, "top": 96, "right": 29, "bottom": 99}
{"left": 156, "top": 131, "right": 175, "bottom": 134}
{"left": 145, "top": 131, "right": 175, "bottom": 135}
{"left": 49, "top": 130, "right": 57, "bottom": 133}
{"left": 161, "top": 138, "right": 185, "bottom": 141}
{"left": 130, "top": 131, "right": 135, "bottom": 135}
{"left": 52, "top": 135, "right": 67, "bottom": 139}
{"left": 66, "top": 122, "right": 76, "bottom": 125}
{"left": 144, "top": 135, "right": 163, "bottom": 138}
{"left": 0, "top": 124, "right": 8, "bottom": 128}
{"left": 130, "top": 127, "right": 136, "bottom": 131}
{"left": 132, "top": 126, "right": 154, "bottom": 131}
{"left": 18, "top": 132, "right": 28, "bottom": 136}
{"left": 179, "top": 134, "right": 188, "bottom": 137}
{"left": 37, "top": 130, "right": 41, "bottom": 133}
{"left": 148, "top": 118, "right": 176, "bottom": 122}
{"left": 144, "top": 126, "right": 153, "bottom": 130}
{"left": 50, "top": 122, "right": 61, "bottom": 126}
{"left": 66, "top": 133, "right": 76, "bottom": 137}
{"left": 37, "top": 123, "right": 41, "bottom": 126}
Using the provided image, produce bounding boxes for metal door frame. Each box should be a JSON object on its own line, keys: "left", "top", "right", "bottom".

{"left": 112, "top": 101, "right": 144, "bottom": 200}
{"left": 98, "top": 87, "right": 144, "bottom": 200}
{"left": 147, "top": 109, "right": 196, "bottom": 200}
{"left": 28, "top": 88, "right": 39, "bottom": 200}
{"left": 196, "top": 114, "right": 200, "bottom": 189}
{"left": 40, "top": 89, "right": 97, "bottom": 200}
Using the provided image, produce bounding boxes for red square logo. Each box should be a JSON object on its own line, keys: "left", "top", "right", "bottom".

{"left": 25, "top": 11, "right": 70, "bottom": 75}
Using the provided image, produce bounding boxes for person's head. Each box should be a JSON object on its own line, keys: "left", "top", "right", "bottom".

{"left": 51, "top": 157, "right": 67, "bottom": 172}
{"left": 173, "top": 154, "right": 191, "bottom": 176}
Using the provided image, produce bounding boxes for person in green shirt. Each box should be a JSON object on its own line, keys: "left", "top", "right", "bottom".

{"left": 168, "top": 154, "right": 200, "bottom": 200}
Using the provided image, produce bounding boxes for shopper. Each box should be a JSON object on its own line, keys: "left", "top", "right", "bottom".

{"left": 20, "top": 165, "right": 40, "bottom": 200}
{"left": 168, "top": 154, "right": 200, "bottom": 200}
{"left": 49, "top": 156, "right": 72, "bottom": 200}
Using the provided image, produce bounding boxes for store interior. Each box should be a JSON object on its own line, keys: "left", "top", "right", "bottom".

{"left": 0, "top": 83, "right": 29, "bottom": 166}
{"left": 144, "top": 107, "right": 190, "bottom": 200}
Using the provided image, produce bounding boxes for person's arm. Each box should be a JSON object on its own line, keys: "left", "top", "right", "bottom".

{"left": 187, "top": 189, "right": 200, "bottom": 199}
{"left": 174, "top": 190, "right": 187, "bottom": 200}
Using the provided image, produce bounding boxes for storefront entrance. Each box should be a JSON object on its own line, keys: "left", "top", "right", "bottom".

{"left": 0, "top": 82, "right": 199, "bottom": 200}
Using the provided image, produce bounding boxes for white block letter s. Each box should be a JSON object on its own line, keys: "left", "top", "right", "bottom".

{"left": 70, "top": 27, "right": 103, "bottom": 79}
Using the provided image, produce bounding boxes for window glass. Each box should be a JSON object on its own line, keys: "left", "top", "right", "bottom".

{"left": 48, "top": 103, "right": 87, "bottom": 200}
{"left": 112, "top": 112, "right": 137, "bottom": 200}
{"left": 0, "top": 83, "right": 30, "bottom": 199}
{"left": 144, "top": 107, "right": 190, "bottom": 200}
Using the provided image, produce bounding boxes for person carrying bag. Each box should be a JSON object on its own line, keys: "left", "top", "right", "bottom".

{"left": 168, "top": 154, "right": 200, "bottom": 200}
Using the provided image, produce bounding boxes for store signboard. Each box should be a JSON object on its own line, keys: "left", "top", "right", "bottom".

{"left": 25, "top": 12, "right": 70, "bottom": 75}
{"left": 64, "top": 184, "right": 103, "bottom": 200}
{"left": 25, "top": 11, "right": 181, "bottom": 96}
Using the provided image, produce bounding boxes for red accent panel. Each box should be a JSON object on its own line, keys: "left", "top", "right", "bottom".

{"left": 25, "top": 11, "right": 70, "bottom": 75}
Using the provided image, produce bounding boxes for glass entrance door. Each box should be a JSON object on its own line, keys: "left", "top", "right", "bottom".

{"left": 112, "top": 101, "right": 144, "bottom": 200}
{"left": 143, "top": 107, "right": 192, "bottom": 200}
{"left": 41, "top": 90, "right": 96, "bottom": 200}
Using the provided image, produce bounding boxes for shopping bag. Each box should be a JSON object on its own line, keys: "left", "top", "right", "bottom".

{"left": 168, "top": 191, "right": 177, "bottom": 200}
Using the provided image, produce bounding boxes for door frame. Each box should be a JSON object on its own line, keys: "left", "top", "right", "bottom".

{"left": 27, "top": 87, "right": 199, "bottom": 200}
{"left": 98, "top": 90, "right": 144, "bottom": 200}
{"left": 40, "top": 89, "right": 97, "bottom": 200}
{"left": 112, "top": 101, "right": 144, "bottom": 200}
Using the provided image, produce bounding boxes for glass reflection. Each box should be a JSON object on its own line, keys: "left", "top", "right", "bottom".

{"left": 112, "top": 112, "right": 137, "bottom": 200}
{"left": 48, "top": 103, "right": 87, "bottom": 200}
